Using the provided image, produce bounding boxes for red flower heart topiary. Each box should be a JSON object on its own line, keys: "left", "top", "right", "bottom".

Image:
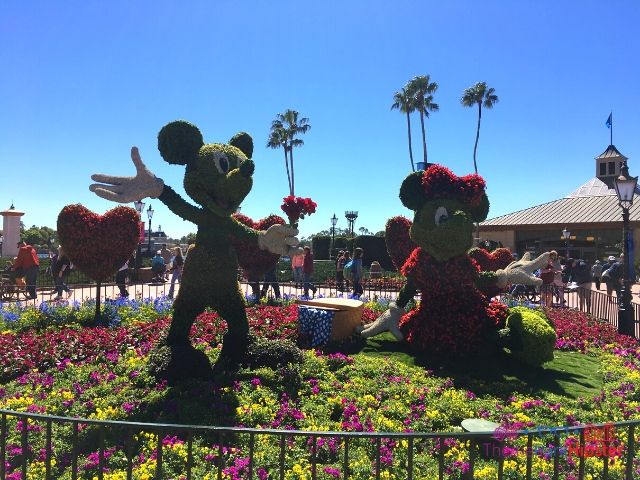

{"left": 385, "top": 216, "right": 418, "bottom": 270}
{"left": 232, "top": 213, "right": 285, "bottom": 278}
{"left": 57, "top": 204, "right": 140, "bottom": 282}
{"left": 467, "top": 247, "right": 514, "bottom": 272}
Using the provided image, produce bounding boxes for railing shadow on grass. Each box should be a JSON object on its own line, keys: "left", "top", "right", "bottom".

{"left": 0, "top": 408, "right": 637, "bottom": 480}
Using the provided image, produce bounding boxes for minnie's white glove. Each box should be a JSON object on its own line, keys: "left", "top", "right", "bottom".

{"left": 258, "top": 224, "right": 302, "bottom": 256}
{"left": 495, "top": 251, "right": 552, "bottom": 288}
{"left": 90, "top": 147, "right": 164, "bottom": 202}
{"left": 359, "top": 302, "right": 404, "bottom": 341}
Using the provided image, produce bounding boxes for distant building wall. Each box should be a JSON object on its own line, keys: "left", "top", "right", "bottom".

{"left": 480, "top": 229, "right": 516, "bottom": 252}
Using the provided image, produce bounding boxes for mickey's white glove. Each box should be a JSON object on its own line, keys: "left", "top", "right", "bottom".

{"left": 359, "top": 302, "right": 404, "bottom": 341}
{"left": 90, "top": 147, "right": 164, "bottom": 203}
{"left": 496, "top": 251, "right": 553, "bottom": 289}
{"left": 258, "top": 224, "right": 302, "bottom": 256}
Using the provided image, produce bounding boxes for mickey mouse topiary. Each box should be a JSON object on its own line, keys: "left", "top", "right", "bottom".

{"left": 361, "top": 165, "right": 555, "bottom": 363}
{"left": 90, "top": 120, "right": 300, "bottom": 382}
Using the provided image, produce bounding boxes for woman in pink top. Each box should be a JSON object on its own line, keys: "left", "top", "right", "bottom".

{"left": 291, "top": 253, "right": 304, "bottom": 287}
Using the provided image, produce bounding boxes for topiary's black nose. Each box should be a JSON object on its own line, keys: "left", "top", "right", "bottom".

{"left": 240, "top": 159, "right": 254, "bottom": 178}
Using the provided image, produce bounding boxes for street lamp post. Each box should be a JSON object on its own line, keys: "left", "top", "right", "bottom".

{"left": 133, "top": 201, "right": 145, "bottom": 280}
{"left": 147, "top": 204, "right": 154, "bottom": 257}
{"left": 0, "top": 234, "right": 3, "bottom": 258}
{"left": 614, "top": 160, "right": 638, "bottom": 337}
{"left": 562, "top": 227, "right": 571, "bottom": 259}
{"left": 330, "top": 213, "right": 338, "bottom": 259}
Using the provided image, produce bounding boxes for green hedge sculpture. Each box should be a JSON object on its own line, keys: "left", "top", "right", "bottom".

{"left": 90, "top": 120, "right": 300, "bottom": 382}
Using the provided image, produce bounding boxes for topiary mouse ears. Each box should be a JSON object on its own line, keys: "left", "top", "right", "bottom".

{"left": 157, "top": 120, "right": 204, "bottom": 165}
{"left": 157, "top": 121, "right": 255, "bottom": 165}
{"left": 399, "top": 164, "right": 490, "bottom": 222}
{"left": 229, "top": 132, "right": 253, "bottom": 159}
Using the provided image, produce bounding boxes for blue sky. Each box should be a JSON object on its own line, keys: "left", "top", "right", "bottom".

{"left": 1, "top": 1, "right": 639, "bottom": 240}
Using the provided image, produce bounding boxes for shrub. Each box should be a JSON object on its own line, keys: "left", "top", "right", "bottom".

{"left": 509, "top": 306, "right": 552, "bottom": 327}
{"left": 311, "top": 236, "right": 331, "bottom": 260}
{"left": 244, "top": 334, "right": 304, "bottom": 369}
{"left": 506, "top": 309, "right": 556, "bottom": 366}
{"left": 353, "top": 235, "right": 393, "bottom": 271}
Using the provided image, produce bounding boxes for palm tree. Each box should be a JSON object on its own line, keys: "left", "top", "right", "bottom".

{"left": 407, "top": 75, "right": 439, "bottom": 166}
{"left": 391, "top": 87, "right": 416, "bottom": 172}
{"left": 270, "top": 109, "right": 310, "bottom": 196}
{"left": 461, "top": 82, "right": 499, "bottom": 175}
{"left": 267, "top": 121, "right": 292, "bottom": 195}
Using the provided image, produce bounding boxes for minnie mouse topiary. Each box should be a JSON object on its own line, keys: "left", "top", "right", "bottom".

{"left": 361, "top": 165, "right": 556, "bottom": 362}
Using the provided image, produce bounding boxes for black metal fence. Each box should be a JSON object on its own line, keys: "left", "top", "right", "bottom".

{"left": 0, "top": 408, "right": 637, "bottom": 479}
{"left": 3, "top": 278, "right": 640, "bottom": 338}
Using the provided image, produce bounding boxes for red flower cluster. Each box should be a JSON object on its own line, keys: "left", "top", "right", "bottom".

{"left": 0, "top": 319, "right": 166, "bottom": 382}
{"left": 399, "top": 248, "right": 490, "bottom": 355}
{"left": 545, "top": 308, "right": 639, "bottom": 352}
{"left": 486, "top": 300, "right": 509, "bottom": 328}
{"left": 385, "top": 216, "right": 418, "bottom": 270}
{"left": 421, "top": 165, "right": 486, "bottom": 208}
{"left": 280, "top": 196, "right": 317, "bottom": 225}
{"left": 231, "top": 214, "right": 285, "bottom": 278}
{"left": 57, "top": 205, "right": 140, "bottom": 282}
{"left": 0, "top": 304, "right": 387, "bottom": 381}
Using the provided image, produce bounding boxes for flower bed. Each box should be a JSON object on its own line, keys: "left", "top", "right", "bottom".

{"left": 0, "top": 299, "right": 639, "bottom": 478}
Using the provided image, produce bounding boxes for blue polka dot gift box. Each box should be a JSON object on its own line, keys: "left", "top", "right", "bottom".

{"left": 296, "top": 298, "right": 364, "bottom": 345}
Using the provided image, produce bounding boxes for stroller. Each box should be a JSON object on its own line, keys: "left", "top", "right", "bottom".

{"left": 508, "top": 269, "right": 541, "bottom": 303}
{"left": 0, "top": 264, "right": 28, "bottom": 301}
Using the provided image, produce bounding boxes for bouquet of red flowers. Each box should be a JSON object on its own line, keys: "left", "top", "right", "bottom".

{"left": 280, "top": 195, "right": 317, "bottom": 226}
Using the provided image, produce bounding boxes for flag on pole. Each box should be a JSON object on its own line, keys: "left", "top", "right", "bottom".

{"left": 606, "top": 113, "right": 612, "bottom": 129}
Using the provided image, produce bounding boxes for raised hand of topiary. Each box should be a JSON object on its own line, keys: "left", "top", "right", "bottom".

{"left": 89, "top": 120, "right": 301, "bottom": 382}
{"left": 364, "top": 165, "right": 554, "bottom": 357}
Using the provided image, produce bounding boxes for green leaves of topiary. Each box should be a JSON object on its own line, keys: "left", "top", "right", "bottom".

{"left": 157, "top": 120, "right": 204, "bottom": 165}
{"left": 399, "top": 172, "right": 425, "bottom": 211}
{"left": 230, "top": 132, "right": 254, "bottom": 159}
{"left": 469, "top": 193, "right": 490, "bottom": 222}
{"left": 506, "top": 309, "right": 557, "bottom": 366}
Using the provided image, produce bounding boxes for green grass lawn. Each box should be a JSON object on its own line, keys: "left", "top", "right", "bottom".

{"left": 349, "top": 332, "right": 602, "bottom": 400}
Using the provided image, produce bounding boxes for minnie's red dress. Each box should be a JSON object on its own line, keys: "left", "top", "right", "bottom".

{"left": 399, "top": 247, "right": 492, "bottom": 355}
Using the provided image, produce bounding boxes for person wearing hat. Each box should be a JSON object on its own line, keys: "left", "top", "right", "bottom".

{"left": 591, "top": 260, "right": 603, "bottom": 290}
{"left": 11, "top": 240, "right": 39, "bottom": 300}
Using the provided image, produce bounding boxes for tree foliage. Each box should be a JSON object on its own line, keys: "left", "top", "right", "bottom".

{"left": 20, "top": 225, "right": 56, "bottom": 249}
{"left": 406, "top": 75, "right": 439, "bottom": 166}
{"left": 461, "top": 81, "right": 499, "bottom": 175}
{"left": 268, "top": 109, "right": 310, "bottom": 196}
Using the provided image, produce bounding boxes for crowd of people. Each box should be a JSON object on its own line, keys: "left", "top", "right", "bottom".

{"left": 535, "top": 252, "right": 627, "bottom": 312}
{"left": 4, "top": 239, "right": 635, "bottom": 308}
{"left": 2, "top": 241, "right": 188, "bottom": 301}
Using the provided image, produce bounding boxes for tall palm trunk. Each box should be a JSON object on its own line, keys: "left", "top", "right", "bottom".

{"left": 473, "top": 102, "right": 483, "bottom": 244}
{"left": 419, "top": 109, "right": 427, "bottom": 165}
{"left": 289, "top": 145, "right": 295, "bottom": 196}
{"left": 406, "top": 111, "right": 415, "bottom": 171}
{"left": 473, "top": 102, "right": 482, "bottom": 175}
{"left": 283, "top": 146, "right": 292, "bottom": 195}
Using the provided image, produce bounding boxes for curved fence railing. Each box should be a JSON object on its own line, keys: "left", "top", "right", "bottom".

{"left": 0, "top": 408, "right": 637, "bottom": 479}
